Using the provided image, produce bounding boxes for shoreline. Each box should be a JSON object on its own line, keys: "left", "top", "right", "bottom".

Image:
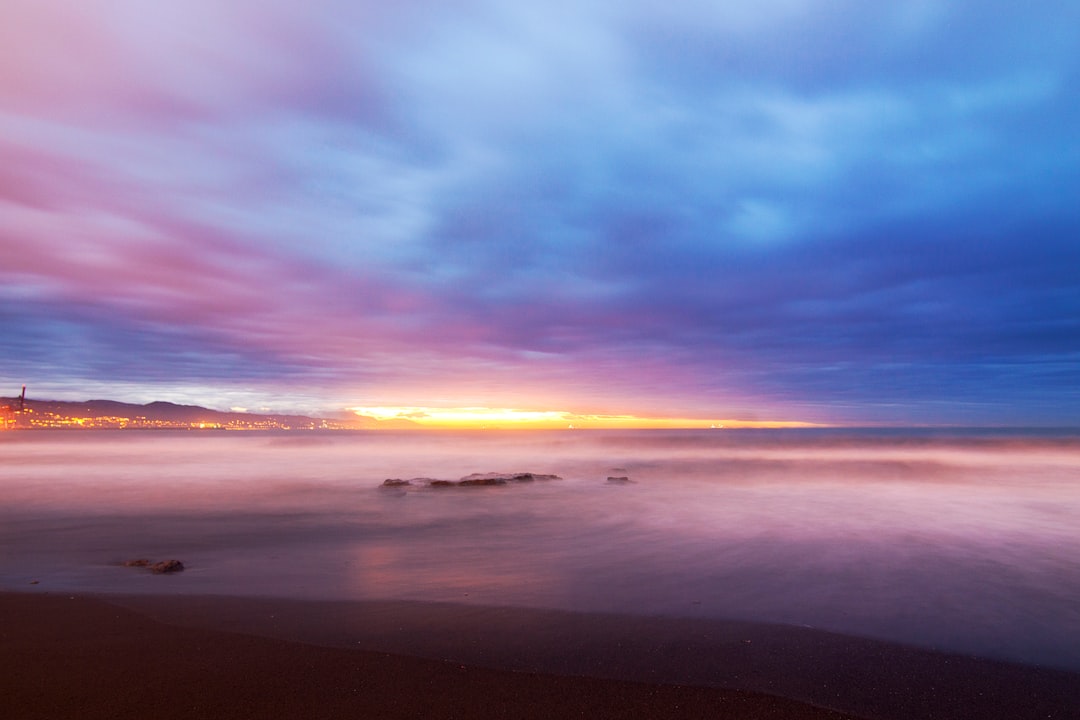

{"left": 4, "top": 591, "right": 1078, "bottom": 719}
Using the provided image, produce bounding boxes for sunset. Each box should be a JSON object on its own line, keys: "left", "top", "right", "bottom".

{"left": 2, "top": 3, "right": 1079, "bottom": 719}
{"left": 348, "top": 405, "right": 821, "bottom": 429}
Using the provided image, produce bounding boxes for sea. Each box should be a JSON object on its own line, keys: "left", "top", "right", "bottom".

{"left": 2, "top": 428, "right": 1078, "bottom": 672}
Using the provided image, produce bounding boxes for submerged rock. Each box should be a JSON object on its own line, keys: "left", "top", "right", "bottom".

{"left": 606, "top": 476, "right": 634, "bottom": 484}
{"left": 121, "top": 558, "right": 185, "bottom": 573}
{"left": 458, "top": 476, "right": 507, "bottom": 486}
{"left": 417, "top": 472, "right": 562, "bottom": 488}
{"left": 150, "top": 560, "right": 185, "bottom": 574}
{"left": 461, "top": 472, "right": 560, "bottom": 483}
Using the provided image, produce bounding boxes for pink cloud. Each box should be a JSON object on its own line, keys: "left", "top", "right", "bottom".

{"left": 0, "top": 1, "right": 397, "bottom": 127}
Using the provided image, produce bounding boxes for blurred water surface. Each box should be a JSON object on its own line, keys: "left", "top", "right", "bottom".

{"left": 2, "top": 428, "right": 1078, "bottom": 669}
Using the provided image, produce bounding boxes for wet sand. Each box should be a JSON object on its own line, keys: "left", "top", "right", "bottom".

{"left": 3, "top": 592, "right": 1079, "bottom": 719}
{"left": 1, "top": 592, "right": 859, "bottom": 720}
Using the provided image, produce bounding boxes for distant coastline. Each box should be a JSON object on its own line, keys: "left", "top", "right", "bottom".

{"left": 0, "top": 396, "right": 369, "bottom": 431}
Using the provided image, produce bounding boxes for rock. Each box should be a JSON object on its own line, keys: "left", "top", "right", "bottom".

{"left": 460, "top": 472, "right": 561, "bottom": 484}
{"left": 381, "top": 478, "right": 412, "bottom": 487}
{"left": 606, "top": 476, "right": 633, "bottom": 484}
{"left": 421, "top": 472, "right": 562, "bottom": 488}
{"left": 150, "top": 560, "right": 185, "bottom": 574}
{"left": 122, "top": 559, "right": 151, "bottom": 567}
{"left": 29, "top": 579, "right": 39, "bottom": 585}
{"left": 459, "top": 477, "right": 507, "bottom": 486}
{"left": 459, "top": 472, "right": 502, "bottom": 483}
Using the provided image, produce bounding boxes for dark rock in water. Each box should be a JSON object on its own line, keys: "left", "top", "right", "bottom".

{"left": 150, "top": 560, "right": 185, "bottom": 574}
{"left": 460, "top": 472, "right": 561, "bottom": 484}
{"left": 122, "top": 558, "right": 185, "bottom": 573}
{"left": 459, "top": 472, "right": 503, "bottom": 483}
{"left": 420, "top": 472, "right": 563, "bottom": 488}
{"left": 459, "top": 476, "right": 507, "bottom": 486}
{"left": 606, "top": 476, "right": 633, "bottom": 484}
{"left": 381, "top": 478, "right": 412, "bottom": 487}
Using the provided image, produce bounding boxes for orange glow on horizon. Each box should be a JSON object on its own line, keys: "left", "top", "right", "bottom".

{"left": 348, "top": 406, "right": 823, "bottom": 430}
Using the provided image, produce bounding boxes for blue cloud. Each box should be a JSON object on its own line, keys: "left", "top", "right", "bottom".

{"left": 2, "top": 1, "right": 1079, "bottom": 422}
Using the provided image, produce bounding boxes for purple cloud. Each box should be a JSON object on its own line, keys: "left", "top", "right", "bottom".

{"left": 2, "top": 1, "right": 1079, "bottom": 423}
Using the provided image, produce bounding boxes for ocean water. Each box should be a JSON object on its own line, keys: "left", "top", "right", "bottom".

{"left": 1, "top": 428, "right": 1079, "bottom": 671}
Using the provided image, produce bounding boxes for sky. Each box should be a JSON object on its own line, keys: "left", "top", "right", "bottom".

{"left": 2, "top": 1, "right": 1079, "bottom": 427}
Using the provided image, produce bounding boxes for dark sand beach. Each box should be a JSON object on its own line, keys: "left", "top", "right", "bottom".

{"left": 2, "top": 592, "right": 859, "bottom": 720}
{"left": 4, "top": 592, "right": 1079, "bottom": 720}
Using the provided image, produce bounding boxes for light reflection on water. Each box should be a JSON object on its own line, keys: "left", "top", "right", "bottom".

{"left": 1, "top": 429, "right": 1079, "bottom": 669}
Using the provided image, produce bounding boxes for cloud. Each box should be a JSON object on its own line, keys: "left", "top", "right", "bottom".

{"left": 2, "top": 1, "right": 1078, "bottom": 422}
